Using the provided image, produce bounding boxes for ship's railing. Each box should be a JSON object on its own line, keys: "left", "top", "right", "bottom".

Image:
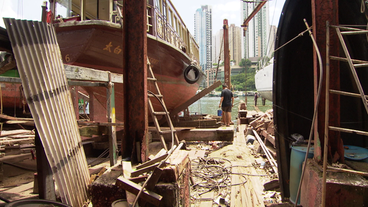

{"left": 147, "top": 5, "right": 153, "bottom": 33}
{"left": 149, "top": 0, "right": 200, "bottom": 65}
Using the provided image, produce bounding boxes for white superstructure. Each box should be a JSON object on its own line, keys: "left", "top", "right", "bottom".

{"left": 255, "top": 62, "right": 273, "bottom": 101}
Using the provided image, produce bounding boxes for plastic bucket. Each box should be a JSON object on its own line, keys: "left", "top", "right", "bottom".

{"left": 289, "top": 146, "right": 314, "bottom": 204}
{"left": 344, "top": 145, "right": 368, "bottom": 162}
{"left": 111, "top": 199, "right": 129, "bottom": 207}
{"left": 217, "top": 109, "right": 222, "bottom": 116}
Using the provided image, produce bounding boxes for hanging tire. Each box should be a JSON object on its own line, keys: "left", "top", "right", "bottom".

{"left": 183, "top": 65, "right": 200, "bottom": 84}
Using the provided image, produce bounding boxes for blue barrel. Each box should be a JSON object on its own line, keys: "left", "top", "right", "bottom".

{"left": 217, "top": 109, "right": 222, "bottom": 116}
{"left": 289, "top": 146, "right": 314, "bottom": 204}
{"left": 344, "top": 145, "right": 368, "bottom": 162}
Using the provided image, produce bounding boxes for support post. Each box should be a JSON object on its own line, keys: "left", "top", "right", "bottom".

{"left": 123, "top": 0, "right": 148, "bottom": 162}
{"left": 223, "top": 19, "right": 231, "bottom": 88}
{"left": 35, "top": 129, "right": 56, "bottom": 200}
{"left": 108, "top": 73, "right": 117, "bottom": 166}
{"left": 313, "top": 0, "right": 342, "bottom": 163}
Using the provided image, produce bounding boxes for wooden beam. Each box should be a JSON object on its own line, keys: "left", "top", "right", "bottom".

{"left": 64, "top": 65, "right": 123, "bottom": 83}
{"left": 152, "top": 127, "right": 234, "bottom": 142}
{"left": 115, "top": 177, "right": 162, "bottom": 206}
{"left": 135, "top": 153, "right": 168, "bottom": 170}
{"left": 170, "top": 80, "right": 222, "bottom": 116}
{"left": 131, "top": 163, "right": 159, "bottom": 177}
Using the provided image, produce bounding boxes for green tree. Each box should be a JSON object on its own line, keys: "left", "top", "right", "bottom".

{"left": 230, "top": 58, "right": 255, "bottom": 91}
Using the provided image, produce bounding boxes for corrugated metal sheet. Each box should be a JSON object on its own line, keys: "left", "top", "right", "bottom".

{"left": 4, "top": 18, "right": 89, "bottom": 206}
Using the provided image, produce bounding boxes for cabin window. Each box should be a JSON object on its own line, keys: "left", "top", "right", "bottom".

{"left": 174, "top": 16, "right": 177, "bottom": 32}
{"left": 155, "top": 0, "right": 161, "bottom": 13}
{"left": 162, "top": 0, "right": 166, "bottom": 18}
{"left": 168, "top": 9, "right": 172, "bottom": 26}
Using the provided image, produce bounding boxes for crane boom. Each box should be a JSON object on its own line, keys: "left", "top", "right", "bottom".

{"left": 241, "top": 0, "right": 268, "bottom": 36}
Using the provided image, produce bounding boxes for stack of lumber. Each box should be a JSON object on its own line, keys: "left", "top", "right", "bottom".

{"left": 249, "top": 109, "right": 275, "bottom": 148}
{"left": 0, "top": 129, "right": 35, "bottom": 156}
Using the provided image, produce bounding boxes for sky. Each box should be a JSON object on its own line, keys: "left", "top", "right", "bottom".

{"left": 0, "top": 0, "right": 285, "bottom": 33}
{"left": 171, "top": 0, "right": 286, "bottom": 34}
{"left": 0, "top": 0, "right": 47, "bottom": 28}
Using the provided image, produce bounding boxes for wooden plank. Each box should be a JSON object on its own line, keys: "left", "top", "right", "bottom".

{"left": 3, "top": 181, "right": 34, "bottom": 193}
{"left": 122, "top": 161, "right": 136, "bottom": 206}
{"left": 263, "top": 180, "right": 280, "bottom": 191}
{"left": 129, "top": 175, "right": 148, "bottom": 183}
{"left": 173, "top": 119, "right": 219, "bottom": 128}
{"left": 115, "top": 177, "right": 162, "bottom": 206}
{"left": 152, "top": 127, "right": 234, "bottom": 142}
{"left": 171, "top": 80, "right": 222, "bottom": 116}
{"left": 145, "top": 167, "right": 163, "bottom": 191}
{"left": 131, "top": 163, "right": 159, "bottom": 177}
{"left": 0, "top": 138, "right": 34, "bottom": 145}
{"left": 135, "top": 153, "right": 168, "bottom": 170}
{"left": 161, "top": 150, "right": 190, "bottom": 182}
{"left": 0, "top": 129, "right": 34, "bottom": 137}
{"left": 64, "top": 65, "right": 123, "bottom": 83}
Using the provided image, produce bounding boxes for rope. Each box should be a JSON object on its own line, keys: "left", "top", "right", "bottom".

{"left": 274, "top": 26, "right": 312, "bottom": 53}
{"left": 214, "top": 36, "right": 224, "bottom": 81}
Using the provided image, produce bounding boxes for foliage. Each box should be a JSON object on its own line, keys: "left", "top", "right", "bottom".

{"left": 232, "top": 58, "right": 255, "bottom": 91}
{"left": 214, "top": 58, "right": 256, "bottom": 91}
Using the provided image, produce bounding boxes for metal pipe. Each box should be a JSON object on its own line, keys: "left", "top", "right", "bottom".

{"left": 293, "top": 19, "right": 325, "bottom": 207}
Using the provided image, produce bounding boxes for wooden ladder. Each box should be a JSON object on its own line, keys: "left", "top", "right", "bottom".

{"left": 147, "top": 59, "right": 180, "bottom": 151}
{"left": 325, "top": 23, "right": 368, "bottom": 136}
{"left": 322, "top": 22, "right": 368, "bottom": 206}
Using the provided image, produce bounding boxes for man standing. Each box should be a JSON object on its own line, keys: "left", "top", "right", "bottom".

{"left": 219, "top": 84, "right": 234, "bottom": 127}
{"left": 254, "top": 92, "right": 258, "bottom": 106}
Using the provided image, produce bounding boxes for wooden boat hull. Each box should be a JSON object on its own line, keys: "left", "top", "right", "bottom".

{"left": 54, "top": 20, "right": 203, "bottom": 122}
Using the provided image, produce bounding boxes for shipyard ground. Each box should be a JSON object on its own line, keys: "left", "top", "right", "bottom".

{"left": 0, "top": 110, "right": 295, "bottom": 207}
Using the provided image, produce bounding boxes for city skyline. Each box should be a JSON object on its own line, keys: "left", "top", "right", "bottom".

{"left": 194, "top": 5, "right": 213, "bottom": 72}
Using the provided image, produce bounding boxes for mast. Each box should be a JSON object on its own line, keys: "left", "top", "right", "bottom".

{"left": 223, "top": 19, "right": 231, "bottom": 89}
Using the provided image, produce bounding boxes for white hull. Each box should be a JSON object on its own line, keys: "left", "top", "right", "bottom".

{"left": 255, "top": 63, "right": 273, "bottom": 101}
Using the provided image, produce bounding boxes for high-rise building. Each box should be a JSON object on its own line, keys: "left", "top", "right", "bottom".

{"left": 212, "top": 24, "right": 242, "bottom": 67}
{"left": 241, "top": 1, "right": 270, "bottom": 59}
{"left": 194, "top": 5, "right": 212, "bottom": 72}
{"left": 229, "top": 24, "right": 242, "bottom": 66}
{"left": 267, "top": 25, "right": 277, "bottom": 57}
{"left": 212, "top": 29, "right": 223, "bottom": 66}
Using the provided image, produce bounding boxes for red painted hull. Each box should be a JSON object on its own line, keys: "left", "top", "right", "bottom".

{"left": 54, "top": 20, "right": 203, "bottom": 122}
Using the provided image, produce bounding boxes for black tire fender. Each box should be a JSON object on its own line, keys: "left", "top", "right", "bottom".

{"left": 183, "top": 65, "right": 200, "bottom": 84}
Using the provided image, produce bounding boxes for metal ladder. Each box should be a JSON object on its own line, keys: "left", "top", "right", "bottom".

{"left": 147, "top": 59, "right": 180, "bottom": 151}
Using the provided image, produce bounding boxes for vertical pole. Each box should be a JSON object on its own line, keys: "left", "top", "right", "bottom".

{"left": 123, "top": 0, "right": 148, "bottom": 162}
{"left": 71, "top": 86, "right": 79, "bottom": 120}
{"left": 80, "top": 0, "right": 84, "bottom": 20}
{"left": 223, "top": 19, "right": 230, "bottom": 88}
{"left": 314, "top": 0, "right": 340, "bottom": 164}
{"left": 322, "top": 20, "right": 330, "bottom": 207}
{"left": 35, "top": 129, "right": 56, "bottom": 200}
{"left": 108, "top": 73, "right": 117, "bottom": 166}
{"left": 41, "top": 2, "right": 47, "bottom": 23}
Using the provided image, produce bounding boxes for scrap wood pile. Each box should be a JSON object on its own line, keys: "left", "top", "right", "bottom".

{"left": 245, "top": 109, "right": 277, "bottom": 173}
{"left": 0, "top": 129, "right": 35, "bottom": 157}
{"left": 89, "top": 142, "right": 191, "bottom": 207}
{"left": 249, "top": 109, "right": 274, "bottom": 144}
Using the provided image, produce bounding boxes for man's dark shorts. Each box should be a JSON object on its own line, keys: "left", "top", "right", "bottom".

{"left": 222, "top": 106, "right": 232, "bottom": 112}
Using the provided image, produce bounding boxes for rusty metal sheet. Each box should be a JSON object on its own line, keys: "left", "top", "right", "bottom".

{"left": 4, "top": 18, "right": 89, "bottom": 206}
